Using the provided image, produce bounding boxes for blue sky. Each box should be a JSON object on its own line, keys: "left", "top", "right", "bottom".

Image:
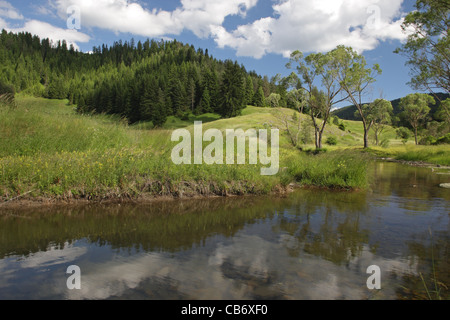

{"left": 0, "top": 0, "right": 418, "bottom": 107}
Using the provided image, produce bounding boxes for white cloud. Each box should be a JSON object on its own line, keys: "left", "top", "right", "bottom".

{"left": 175, "top": 0, "right": 259, "bottom": 38}
{"left": 212, "top": 0, "right": 409, "bottom": 58}
{"left": 6, "top": 20, "right": 91, "bottom": 50}
{"left": 2, "top": 0, "right": 410, "bottom": 58}
{"left": 50, "top": 0, "right": 259, "bottom": 38}
{"left": 0, "top": 1, "right": 90, "bottom": 50}
{"left": 0, "top": 17, "right": 7, "bottom": 29}
{"left": 0, "top": 0, "right": 24, "bottom": 20}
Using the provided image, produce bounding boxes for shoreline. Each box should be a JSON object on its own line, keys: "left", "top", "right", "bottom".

{"left": 376, "top": 157, "right": 450, "bottom": 169}
{"left": 0, "top": 183, "right": 302, "bottom": 211}
{"left": 0, "top": 182, "right": 366, "bottom": 211}
{"left": 1, "top": 158, "right": 447, "bottom": 211}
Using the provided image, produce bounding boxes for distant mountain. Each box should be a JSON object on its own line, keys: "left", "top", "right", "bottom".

{"left": 332, "top": 93, "right": 450, "bottom": 122}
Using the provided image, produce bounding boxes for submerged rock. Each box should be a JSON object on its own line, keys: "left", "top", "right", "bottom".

{"left": 439, "top": 183, "right": 450, "bottom": 189}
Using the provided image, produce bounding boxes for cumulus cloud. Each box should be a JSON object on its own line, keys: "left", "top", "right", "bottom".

{"left": 212, "top": 0, "right": 409, "bottom": 58}
{"left": 0, "top": 1, "right": 90, "bottom": 50}
{"left": 0, "top": 0, "right": 23, "bottom": 20}
{"left": 50, "top": 0, "right": 258, "bottom": 38}
{"left": 6, "top": 20, "right": 91, "bottom": 50}
{"left": 2, "top": 0, "right": 410, "bottom": 58}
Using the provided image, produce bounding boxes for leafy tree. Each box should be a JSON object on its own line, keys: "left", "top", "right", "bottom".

{"left": 395, "top": 0, "right": 450, "bottom": 95}
{"left": 332, "top": 46, "right": 382, "bottom": 148}
{"left": 287, "top": 49, "right": 348, "bottom": 149}
{"left": 399, "top": 93, "right": 435, "bottom": 145}
{"left": 267, "top": 93, "right": 281, "bottom": 108}
{"left": 397, "top": 127, "right": 412, "bottom": 145}
{"left": 357, "top": 99, "right": 393, "bottom": 146}
{"left": 436, "top": 98, "right": 450, "bottom": 125}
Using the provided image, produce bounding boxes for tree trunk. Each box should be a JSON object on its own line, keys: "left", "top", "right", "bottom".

{"left": 315, "top": 129, "right": 323, "bottom": 149}
{"left": 414, "top": 127, "right": 418, "bottom": 145}
{"left": 314, "top": 130, "right": 320, "bottom": 149}
{"left": 364, "top": 128, "right": 370, "bottom": 149}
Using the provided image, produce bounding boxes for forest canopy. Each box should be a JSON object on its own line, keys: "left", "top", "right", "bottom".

{"left": 0, "top": 30, "right": 284, "bottom": 125}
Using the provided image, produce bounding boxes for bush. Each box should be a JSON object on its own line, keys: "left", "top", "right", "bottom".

{"left": 419, "top": 136, "right": 437, "bottom": 146}
{"left": 338, "top": 123, "right": 346, "bottom": 131}
{"left": 325, "top": 136, "right": 338, "bottom": 146}
{"left": 305, "top": 148, "right": 328, "bottom": 155}
{"left": 434, "top": 133, "right": 450, "bottom": 145}
{"left": 380, "top": 138, "right": 390, "bottom": 148}
{"left": 396, "top": 127, "right": 411, "bottom": 145}
{"left": 333, "top": 116, "right": 340, "bottom": 125}
{"left": 0, "top": 80, "right": 15, "bottom": 95}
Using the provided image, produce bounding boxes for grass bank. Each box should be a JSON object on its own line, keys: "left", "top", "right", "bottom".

{"left": 1, "top": 97, "right": 371, "bottom": 203}
{"left": 368, "top": 145, "right": 450, "bottom": 167}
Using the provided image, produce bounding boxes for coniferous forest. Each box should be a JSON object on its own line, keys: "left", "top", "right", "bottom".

{"left": 0, "top": 30, "right": 285, "bottom": 126}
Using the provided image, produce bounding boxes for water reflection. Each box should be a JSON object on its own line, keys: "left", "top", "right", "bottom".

{"left": 0, "top": 162, "right": 448, "bottom": 300}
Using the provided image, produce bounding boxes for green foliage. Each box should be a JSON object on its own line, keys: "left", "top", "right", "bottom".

{"left": 0, "top": 96, "right": 376, "bottom": 200}
{"left": 287, "top": 150, "right": 369, "bottom": 189}
{"left": 267, "top": 93, "right": 281, "bottom": 108}
{"left": 219, "top": 60, "right": 246, "bottom": 118}
{"left": 419, "top": 136, "right": 437, "bottom": 145}
{"left": 253, "top": 86, "right": 266, "bottom": 107}
{"left": 338, "top": 123, "right": 346, "bottom": 131}
{"left": 395, "top": 0, "right": 450, "bottom": 94}
{"left": 325, "top": 136, "right": 338, "bottom": 146}
{"left": 396, "top": 127, "right": 412, "bottom": 145}
{"left": 380, "top": 138, "right": 391, "bottom": 148}
{"left": 0, "top": 30, "right": 282, "bottom": 126}
{"left": 436, "top": 98, "right": 450, "bottom": 125}
{"left": 435, "top": 133, "right": 450, "bottom": 145}
{"left": 399, "top": 93, "right": 435, "bottom": 144}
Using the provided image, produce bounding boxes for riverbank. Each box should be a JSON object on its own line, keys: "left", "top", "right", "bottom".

{"left": 0, "top": 148, "right": 369, "bottom": 209}
{"left": 367, "top": 145, "right": 450, "bottom": 167}
{"left": 1, "top": 97, "right": 372, "bottom": 207}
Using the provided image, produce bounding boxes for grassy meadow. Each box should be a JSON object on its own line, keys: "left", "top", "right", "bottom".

{"left": 0, "top": 96, "right": 448, "bottom": 202}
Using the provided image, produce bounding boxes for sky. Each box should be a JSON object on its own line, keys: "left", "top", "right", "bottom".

{"left": 0, "top": 0, "right": 418, "bottom": 108}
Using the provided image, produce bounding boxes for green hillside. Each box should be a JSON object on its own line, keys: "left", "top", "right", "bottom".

{"left": 332, "top": 93, "right": 450, "bottom": 122}
{"left": 0, "top": 96, "right": 375, "bottom": 202}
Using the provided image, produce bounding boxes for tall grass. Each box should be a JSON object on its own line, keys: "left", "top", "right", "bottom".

{"left": 285, "top": 150, "right": 370, "bottom": 189}
{"left": 0, "top": 97, "right": 371, "bottom": 201}
{"left": 370, "top": 145, "right": 450, "bottom": 166}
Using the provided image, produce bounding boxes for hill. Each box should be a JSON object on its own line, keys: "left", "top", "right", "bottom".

{"left": 0, "top": 96, "right": 375, "bottom": 204}
{"left": 0, "top": 29, "right": 284, "bottom": 125}
{"left": 332, "top": 93, "right": 450, "bottom": 123}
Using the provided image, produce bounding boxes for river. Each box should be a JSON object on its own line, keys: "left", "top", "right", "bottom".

{"left": 0, "top": 161, "right": 449, "bottom": 300}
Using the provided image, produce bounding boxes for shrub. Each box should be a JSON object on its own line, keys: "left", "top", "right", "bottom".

{"left": 380, "top": 138, "right": 391, "bottom": 148}
{"left": 419, "top": 136, "right": 437, "bottom": 146}
{"left": 338, "top": 123, "right": 346, "bottom": 131}
{"left": 396, "top": 127, "right": 411, "bottom": 145}
{"left": 434, "top": 133, "right": 450, "bottom": 145}
{"left": 325, "top": 136, "right": 338, "bottom": 146}
{"left": 333, "top": 116, "right": 340, "bottom": 125}
{"left": 181, "top": 111, "right": 191, "bottom": 121}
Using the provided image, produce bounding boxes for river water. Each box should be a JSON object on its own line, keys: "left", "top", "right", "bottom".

{"left": 0, "top": 162, "right": 449, "bottom": 300}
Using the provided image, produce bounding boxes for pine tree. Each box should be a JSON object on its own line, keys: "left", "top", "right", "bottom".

{"left": 253, "top": 86, "right": 266, "bottom": 107}
{"left": 245, "top": 75, "right": 254, "bottom": 106}
{"left": 219, "top": 60, "right": 245, "bottom": 118}
{"left": 152, "top": 88, "right": 167, "bottom": 127}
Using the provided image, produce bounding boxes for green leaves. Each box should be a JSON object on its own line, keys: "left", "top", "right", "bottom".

{"left": 396, "top": 0, "right": 450, "bottom": 94}
{"left": 399, "top": 93, "right": 436, "bottom": 144}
